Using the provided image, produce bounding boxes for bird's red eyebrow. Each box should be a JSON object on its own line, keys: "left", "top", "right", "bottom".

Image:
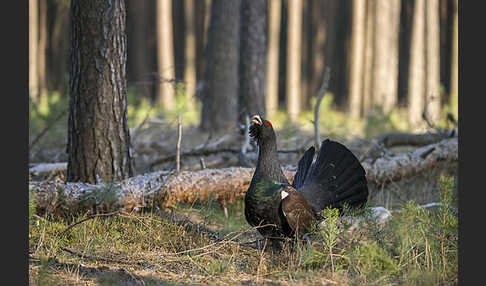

{"left": 265, "top": 121, "right": 273, "bottom": 128}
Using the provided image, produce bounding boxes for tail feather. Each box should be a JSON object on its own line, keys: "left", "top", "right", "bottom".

{"left": 298, "top": 139, "right": 368, "bottom": 215}
{"left": 292, "top": 146, "right": 315, "bottom": 189}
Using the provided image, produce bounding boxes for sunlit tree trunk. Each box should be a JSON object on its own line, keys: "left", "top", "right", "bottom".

{"left": 425, "top": 0, "right": 441, "bottom": 123}
{"left": 362, "top": 0, "right": 375, "bottom": 117}
{"left": 348, "top": 0, "right": 366, "bottom": 119}
{"left": 449, "top": 0, "right": 458, "bottom": 117}
{"left": 29, "top": 0, "right": 38, "bottom": 100}
{"left": 38, "top": 0, "right": 48, "bottom": 104}
{"left": 286, "top": 0, "right": 303, "bottom": 121}
{"left": 372, "top": 0, "right": 401, "bottom": 113}
{"left": 408, "top": 0, "right": 426, "bottom": 128}
{"left": 184, "top": 0, "right": 196, "bottom": 108}
{"left": 67, "top": 0, "right": 133, "bottom": 183}
{"left": 156, "top": 0, "right": 176, "bottom": 110}
{"left": 265, "top": 0, "right": 281, "bottom": 117}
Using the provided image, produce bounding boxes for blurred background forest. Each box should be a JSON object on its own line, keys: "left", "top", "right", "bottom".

{"left": 28, "top": 0, "right": 458, "bottom": 172}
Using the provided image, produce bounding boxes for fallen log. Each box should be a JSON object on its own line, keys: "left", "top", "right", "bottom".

{"left": 29, "top": 138, "right": 457, "bottom": 217}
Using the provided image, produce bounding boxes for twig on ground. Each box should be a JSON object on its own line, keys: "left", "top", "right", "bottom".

{"left": 59, "top": 211, "right": 120, "bottom": 236}
{"left": 176, "top": 115, "right": 182, "bottom": 173}
{"left": 314, "top": 67, "right": 331, "bottom": 149}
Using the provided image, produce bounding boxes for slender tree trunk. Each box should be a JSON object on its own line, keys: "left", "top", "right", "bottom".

{"left": 425, "top": 0, "right": 441, "bottom": 124}
{"left": 67, "top": 0, "right": 133, "bottom": 183}
{"left": 362, "top": 0, "right": 375, "bottom": 117}
{"left": 200, "top": 0, "right": 241, "bottom": 133}
{"left": 371, "top": 0, "right": 401, "bottom": 113}
{"left": 286, "top": 0, "right": 303, "bottom": 121}
{"left": 348, "top": 0, "right": 366, "bottom": 119}
{"left": 38, "top": 0, "right": 48, "bottom": 105}
{"left": 184, "top": 0, "right": 196, "bottom": 108}
{"left": 449, "top": 0, "right": 458, "bottom": 117}
{"left": 310, "top": 0, "right": 327, "bottom": 109}
{"left": 239, "top": 0, "right": 267, "bottom": 124}
{"left": 408, "top": 0, "right": 426, "bottom": 128}
{"left": 29, "top": 0, "right": 38, "bottom": 100}
{"left": 266, "top": 0, "right": 281, "bottom": 117}
{"left": 156, "top": 0, "right": 176, "bottom": 110}
{"left": 48, "top": 1, "right": 70, "bottom": 94}
{"left": 131, "top": 1, "right": 148, "bottom": 88}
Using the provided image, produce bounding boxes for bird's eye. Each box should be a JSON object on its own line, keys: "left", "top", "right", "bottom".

{"left": 265, "top": 121, "right": 273, "bottom": 128}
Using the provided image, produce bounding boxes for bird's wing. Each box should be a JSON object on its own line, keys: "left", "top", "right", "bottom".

{"left": 281, "top": 186, "right": 316, "bottom": 236}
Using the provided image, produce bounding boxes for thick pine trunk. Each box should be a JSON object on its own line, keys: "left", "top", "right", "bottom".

{"left": 67, "top": 0, "right": 133, "bottom": 184}
{"left": 200, "top": 0, "right": 241, "bottom": 133}
{"left": 238, "top": 0, "right": 267, "bottom": 124}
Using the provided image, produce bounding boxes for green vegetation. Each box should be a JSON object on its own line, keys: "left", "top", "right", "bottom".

{"left": 29, "top": 176, "right": 457, "bottom": 285}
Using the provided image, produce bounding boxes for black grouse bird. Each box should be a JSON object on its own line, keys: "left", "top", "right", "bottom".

{"left": 244, "top": 115, "right": 368, "bottom": 242}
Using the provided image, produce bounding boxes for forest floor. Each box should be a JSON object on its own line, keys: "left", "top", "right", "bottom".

{"left": 28, "top": 93, "right": 458, "bottom": 285}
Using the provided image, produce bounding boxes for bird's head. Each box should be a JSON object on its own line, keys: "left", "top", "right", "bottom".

{"left": 249, "top": 115, "right": 276, "bottom": 146}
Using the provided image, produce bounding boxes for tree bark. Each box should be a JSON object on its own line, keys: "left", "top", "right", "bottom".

{"left": 38, "top": 0, "right": 48, "bottom": 102}
{"left": 449, "top": 0, "right": 458, "bottom": 118}
{"left": 425, "top": 0, "right": 441, "bottom": 124}
{"left": 310, "top": 0, "right": 327, "bottom": 111}
{"left": 286, "top": 0, "right": 303, "bottom": 121}
{"left": 156, "top": 0, "right": 176, "bottom": 110}
{"left": 265, "top": 0, "right": 281, "bottom": 117}
{"left": 362, "top": 0, "right": 375, "bottom": 117}
{"left": 67, "top": 0, "right": 133, "bottom": 184}
{"left": 238, "top": 0, "right": 267, "bottom": 124}
{"left": 371, "top": 0, "right": 401, "bottom": 112}
{"left": 199, "top": 0, "right": 241, "bottom": 133}
{"left": 29, "top": 0, "right": 38, "bottom": 100}
{"left": 408, "top": 0, "right": 426, "bottom": 128}
{"left": 31, "top": 138, "right": 458, "bottom": 217}
{"left": 348, "top": 0, "right": 366, "bottom": 119}
{"left": 184, "top": 0, "right": 197, "bottom": 108}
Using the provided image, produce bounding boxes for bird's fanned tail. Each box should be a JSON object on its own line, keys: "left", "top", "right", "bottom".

{"left": 297, "top": 139, "right": 368, "bottom": 216}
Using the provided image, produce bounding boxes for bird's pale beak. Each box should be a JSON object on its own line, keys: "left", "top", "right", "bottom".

{"left": 251, "top": 115, "right": 263, "bottom": 125}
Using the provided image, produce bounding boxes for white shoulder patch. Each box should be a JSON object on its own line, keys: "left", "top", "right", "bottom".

{"left": 281, "top": 190, "right": 289, "bottom": 200}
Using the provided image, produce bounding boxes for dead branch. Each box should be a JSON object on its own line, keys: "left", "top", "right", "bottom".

{"left": 375, "top": 129, "right": 456, "bottom": 148}
{"left": 30, "top": 138, "right": 457, "bottom": 217}
{"left": 314, "top": 67, "right": 331, "bottom": 149}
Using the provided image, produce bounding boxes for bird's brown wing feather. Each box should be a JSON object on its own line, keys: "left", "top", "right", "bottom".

{"left": 281, "top": 186, "right": 316, "bottom": 236}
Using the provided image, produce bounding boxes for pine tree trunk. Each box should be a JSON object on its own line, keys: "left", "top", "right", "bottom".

{"left": 362, "top": 0, "right": 375, "bottom": 117}
{"left": 286, "top": 0, "right": 303, "bottom": 121}
{"left": 310, "top": 0, "right": 327, "bottom": 108}
{"left": 184, "top": 0, "right": 196, "bottom": 108}
{"left": 156, "top": 0, "right": 176, "bottom": 110}
{"left": 372, "top": 0, "right": 401, "bottom": 113}
{"left": 239, "top": 0, "right": 267, "bottom": 124}
{"left": 38, "top": 0, "right": 48, "bottom": 112}
{"left": 449, "top": 0, "right": 458, "bottom": 117}
{"left": 408, "top": 0, "right": 426, "bottom": 128}
{"left": 348, "top": 0, "right": 366, "bottom": 119}
{"left": 67, "top": 0, "right": 133, "bottom": 184}
{"left": 425, "top": 0, "right": 441, "bottom": 124}
{"left": 131, "top": 0, "right": 148, "bottom": 87}
{"left": 265, "top": 0, "right": 281, "bottom": 117}
{"left": 29, "top": 0, "right": 38, "bottom": 100}
{"left": 200, "top": 0, "right": 241, "bottom": 133}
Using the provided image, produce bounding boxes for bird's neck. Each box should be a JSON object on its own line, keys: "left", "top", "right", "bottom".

{"left": 254, "top": 140, "right": 288, "bottom": 184}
